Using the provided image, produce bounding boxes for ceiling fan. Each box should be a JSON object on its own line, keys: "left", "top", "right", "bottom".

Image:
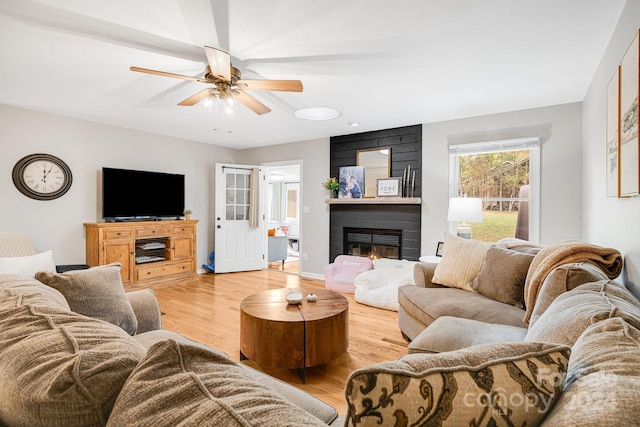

{"left": 130, "top": 46, "right": 303, "bottom": 115}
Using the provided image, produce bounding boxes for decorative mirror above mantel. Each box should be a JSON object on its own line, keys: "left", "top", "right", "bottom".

{"left": 357, "top": 147, "right": 391, "bottom": 197}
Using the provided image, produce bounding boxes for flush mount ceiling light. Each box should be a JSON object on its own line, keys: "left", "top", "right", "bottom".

{"left": 294, "top": 106, "right": 341, "bottom": 121}
{"left": 347, "top": 121, "right": 360, "bottom": 127}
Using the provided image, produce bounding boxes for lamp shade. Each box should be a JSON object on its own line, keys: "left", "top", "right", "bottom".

{"left": 447, "top": 197, "right": 483, "bottom": 223}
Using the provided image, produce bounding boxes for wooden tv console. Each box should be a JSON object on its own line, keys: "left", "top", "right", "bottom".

{"left": 84, "top": 220, "right": 197, "bottom": 288}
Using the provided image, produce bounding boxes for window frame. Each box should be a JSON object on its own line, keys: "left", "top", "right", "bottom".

{"left": 448, "top": 137, "right": 541, "bottom": 243}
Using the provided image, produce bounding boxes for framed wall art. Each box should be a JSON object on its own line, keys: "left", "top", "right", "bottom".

{"left": 606, "top": 66, "right": 620, "bottom": 197}
{"left": 619, "top": 30, "right": 639, "bottom": 197}
{"left": 376, "top": 178, "right": 401, "bottom": 197}
{"left": 338, "top": 166, "right": 364, "bottom": 199}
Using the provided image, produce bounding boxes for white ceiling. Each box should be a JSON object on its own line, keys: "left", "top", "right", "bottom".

{"left": 0, "top": 0, "right": 626, "bottom": 149}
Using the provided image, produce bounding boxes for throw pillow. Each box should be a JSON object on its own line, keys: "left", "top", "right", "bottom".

{"left": 0, "top": 303, "right": 146, "bottom": 426}
{"left": 0, "top": 274, "right": 70, "bottom": 311}
{"left": 35, "top": 262, "right": 138, "bottom": 335}
{"left": 345, "top": 341, "right": 570, "bottom": 427}
{"left": 432, "top": 234, "right": 490, "bottom": 291}
{"left": 471, "top": 246, "right": 534, "bottom": 308}
{"left": 0, "top": 250, "right": 56, "bottom": 278}
{"left": 525, "top": 280, "right": 640, "bottom": 347}
{"left": 107, "top": 339, "right": 328, "bottom": 427}
{"left": 542, "top": 317, "right": 640, "bottom": 426}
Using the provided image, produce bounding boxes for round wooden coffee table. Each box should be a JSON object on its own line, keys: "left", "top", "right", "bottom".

{"left": 240, "top": 287, "right": 349, "bottom": 382}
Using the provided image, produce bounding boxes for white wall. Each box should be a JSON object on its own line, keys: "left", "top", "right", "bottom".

{"left": 583, "top": 0, "right": 640, "bottom": 296}
{"left": 0, "top": 104, "right": 240, "bottom": 267}
{"left": 420, "top": 102, "right": 584, "bottom": 255}
{"left": 239, "top": 138, "right": 330, "bottom": 278}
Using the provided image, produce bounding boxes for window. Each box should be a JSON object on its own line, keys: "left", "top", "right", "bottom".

{"left": 449, "top": 137, "right": 540, "bottom": 243}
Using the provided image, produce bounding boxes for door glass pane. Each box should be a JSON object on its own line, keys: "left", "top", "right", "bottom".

{"left": 224, "top": 170, "right": 252, "bottom": 222}
{"left": 226, "top": 173, "right": 235, "bottom": 188}
{"left": 236, "top": 206, "right": 245, "bottom": 220}
{"left": 226, "top": 189, "right": 235, "bottom": 204}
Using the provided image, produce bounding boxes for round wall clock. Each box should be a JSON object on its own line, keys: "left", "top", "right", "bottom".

{"left": 12, "top": 153, "right": 73, "bottom": 200}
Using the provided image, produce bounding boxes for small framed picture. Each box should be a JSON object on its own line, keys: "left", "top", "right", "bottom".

{"left": 376, "top": 178, "right": 402, "bottom": 197}
{"left": 436, "top": 241, "right": 444, "bottom": 257}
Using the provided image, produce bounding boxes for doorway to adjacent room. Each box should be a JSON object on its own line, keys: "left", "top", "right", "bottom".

{"left": 265, "top": 161, "right": 301, "bottom": 275}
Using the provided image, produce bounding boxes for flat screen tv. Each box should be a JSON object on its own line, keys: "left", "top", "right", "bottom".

{"left": 102, "top": 167, "right": 185, "bottom": 221}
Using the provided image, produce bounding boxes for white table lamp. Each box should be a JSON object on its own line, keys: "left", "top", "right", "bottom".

{"left": 447, "top": 197, "right": 483, "bottom": 239}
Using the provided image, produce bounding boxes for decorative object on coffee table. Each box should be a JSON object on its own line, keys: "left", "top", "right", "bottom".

{"left": 285, "top": 292, "right": 303, "bottom": 304}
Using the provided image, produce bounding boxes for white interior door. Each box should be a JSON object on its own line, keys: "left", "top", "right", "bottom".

{"left": 214, "top": 163, "right": 265, "bottom": 273}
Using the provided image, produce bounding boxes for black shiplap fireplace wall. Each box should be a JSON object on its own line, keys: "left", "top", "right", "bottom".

{"left": 329, "top": 125, "right": 422, "bottom": 262}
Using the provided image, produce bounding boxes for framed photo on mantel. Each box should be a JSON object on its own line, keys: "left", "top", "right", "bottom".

{"left": 376, "top": 178, "right": 402, "bottom": 197}
{"left": 339, "top": 166, "right": 364, "bottom": 199}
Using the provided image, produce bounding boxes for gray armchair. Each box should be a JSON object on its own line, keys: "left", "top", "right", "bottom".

{"left": 268, "top": 235, "right": 288, "bottom": 266}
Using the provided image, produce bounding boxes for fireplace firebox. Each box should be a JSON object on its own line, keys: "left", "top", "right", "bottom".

{"left": 344, "top": 227, "right": 401, "bottom": 260}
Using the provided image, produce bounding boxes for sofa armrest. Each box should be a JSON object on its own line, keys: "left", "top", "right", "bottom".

{"left": 126, "top": 289, "right": 162, "bottom": 333}
{"left": 413, "top": 262, "right": 444, "bottom": 288}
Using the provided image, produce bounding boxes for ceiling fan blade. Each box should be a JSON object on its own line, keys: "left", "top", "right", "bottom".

{"left": 204, "top": 46, "right": 230, "bottom": 81}
{"left": 178, "top": 89, "right": 214, "bottom": 106}
{"left": 234, "top": 91, "right": 271, "bottom": 115}
{"left": 235, "top": 79, "right": 303, "bottom": 92}
{"left": 130, "top": 66, "right": 210, "bottom": 83}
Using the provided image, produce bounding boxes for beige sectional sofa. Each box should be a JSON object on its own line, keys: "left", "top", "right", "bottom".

{"left": 399, "top": 236, "right": 621, "bottom": 351}
{"left": 341, "top": 236, "right": 640, "bottom": 426}
{"left": 0, "top": 265, "right": 341, "bottom": 426}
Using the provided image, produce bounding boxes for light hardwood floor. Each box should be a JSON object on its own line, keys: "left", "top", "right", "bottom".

{"left": 145, "top": 270, "right": 408, "bottom": 415}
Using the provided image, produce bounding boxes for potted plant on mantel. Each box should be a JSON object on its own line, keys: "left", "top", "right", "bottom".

{"left": 184, "top": 209, "right": 192, "bottom": 220}
{"left": 323, "top": 177, "right": 340, "bottom": 198}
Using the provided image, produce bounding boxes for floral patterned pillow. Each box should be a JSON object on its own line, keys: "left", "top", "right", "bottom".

{"left": 345, "top": 341, "right": 570, "bottom": 426}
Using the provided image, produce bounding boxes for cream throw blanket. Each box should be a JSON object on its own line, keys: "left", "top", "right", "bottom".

{"left": 523, "top": 240, "right": 622, "bottom": 323}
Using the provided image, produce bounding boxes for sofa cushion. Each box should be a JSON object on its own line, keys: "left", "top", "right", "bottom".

{"left": 432, "top": 234, "right": 490, "bottom": 291}
{"left": 107, "top": 339, "right": 328, "bottom": 427}
{"left": 0, "top": 304, "right": 145, "bottom": 426}
{"left": 345, "top": 341, "right": 570, "bottom": 427}
{"left": 525, "top": 280, "right": 640, "bottom": 346}
{"left": 472, "top": 246, "right": 534, "bottom": 308}
{"left": 541, "top": 317, "right": 640, "bottom": 426}
{"left": 528, "top": 262, "right": 609, "bottom": 327}
{"left": 0, "top": 274, "right": 70, "bottom": 310}
{"left": 133, "top": 331, "right": 339, "bottom": 425}
{"left": 0, "top": 250, "right": 56, "bottom": 277}
{"left": 407, "top": 316, "right": 527, "bottom": 354}
{"left": 398, "top": 285, "right": 528, "bottom": 330}
{"left": 36, "top": 263, "right": 138, "bottom": 335}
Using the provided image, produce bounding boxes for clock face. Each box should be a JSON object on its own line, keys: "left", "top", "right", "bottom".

{"left": 12, "top": 154, "right": 73, "bottom": 200}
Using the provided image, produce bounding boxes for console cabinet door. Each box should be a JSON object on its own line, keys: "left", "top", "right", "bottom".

{"left": 103, "top": 240, "right": 134, "bottom": 284}
{"left": 173, "top": 236, "right": 194, "bottom": 261}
